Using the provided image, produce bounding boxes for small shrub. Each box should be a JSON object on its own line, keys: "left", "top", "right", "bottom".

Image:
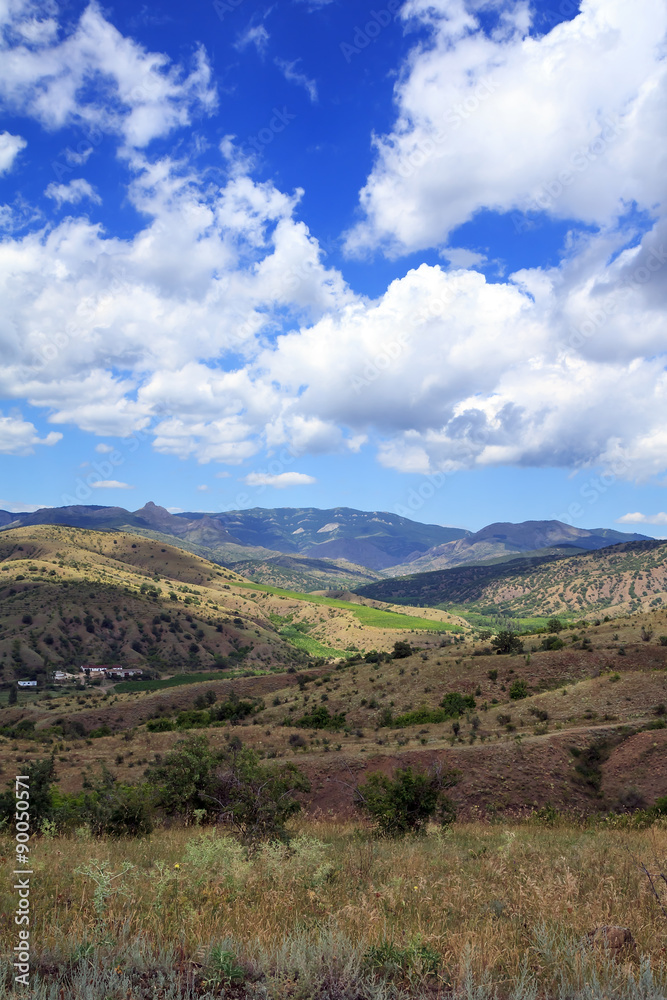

{"left": 355, "top": 764, "right": 459, "bottom": 836}
{"left": 509, "top": 680, "right": 528, "bottom": 700}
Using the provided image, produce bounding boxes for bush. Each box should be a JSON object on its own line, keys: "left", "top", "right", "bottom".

{"left": 491, "top": 630, "right": 523, "bottom": 655}
{"left": 547, "top": 617, "right": 564, "bottom": 633}
{"left": 509, "top": 680, "right": 528, "bottom": 700}
{"left": 355, "top": 764, "right": 459, "bottom": 836}
{"left": 541, "top": 635, "right": 564, "bottom": 651}
{"left": 146, "top": 734, "right": 309, "bottom": 840}
{"left": 292, "top": 706, "right": 346, "bottom": 731}
{"left": 440, "top": 691, "right": 476, "bottom": 716}
{"left": 81, "top": 768, "right": 154, "bottom": 837}
{"left": 207, "top": 744, "right": 310, "bottom": 842}
{"left": 146, "top": 717, "right": 175, "bottom": 732}
{"left": 392, "top": 641, "right": 413, "bottom": 659}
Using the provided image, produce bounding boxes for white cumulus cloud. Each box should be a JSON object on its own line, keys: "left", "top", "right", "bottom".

{"left": 345, "top": 0, "right": 667, "bottom": 256}
{"left": 243, "top": 472, "right": 317, "bottom": 488}
{"left": 617, "top": 512, "right": 667, "bottom": 525}
{"left": 0, "top": 1, "right": 217, "bottom": 149}
{"left": 0, "top": 131, "right": 26, "bottom": 174}
{"left": 0, "top": 413, "right": 61, "bottom": 455}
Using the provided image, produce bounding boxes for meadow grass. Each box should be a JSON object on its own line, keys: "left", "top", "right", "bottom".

{"left": 114, "top": 667, "right": 283, "bottom": 694}
{"left": 2, "top": 818, "right": 666, "bottom": 998}
{"left": 277, "top": 625, "right": 347, "bottom": 658}
{"left": 238, "top": 581, "right": 462, "bottom": 632}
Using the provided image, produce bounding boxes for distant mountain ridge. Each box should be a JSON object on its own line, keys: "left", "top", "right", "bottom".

{"left": 0, "top": 504, "right": 468, "bottom": 572}
{"left": 0, "top": 505, "right": 650, "bottom": 581}
{"left": 385, "top": 519, "right": 650, "bottom": 575}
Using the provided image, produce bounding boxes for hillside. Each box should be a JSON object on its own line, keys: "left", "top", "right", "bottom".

{"left": 0, "top": 526, "right": 299, "bottom": 678}
{"left": 1, "top": 603, "right": 666, "bottom": 824}
{"left": 0, "top": 527, "right": 464, "bottom": 682}
{"left": 360, "top": 539, "right": 667, "bottom": 619}
{"left": 384, "top": 520, "right": 651, "bottom": 575}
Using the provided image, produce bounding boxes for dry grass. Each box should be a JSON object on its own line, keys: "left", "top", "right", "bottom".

{"left": 2, "top": 819, "right": 667, "bottom": 997}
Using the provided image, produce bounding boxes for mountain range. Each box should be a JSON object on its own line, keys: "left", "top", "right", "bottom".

{"left": 0, "top": 503, "right": 650, "bottom": 585}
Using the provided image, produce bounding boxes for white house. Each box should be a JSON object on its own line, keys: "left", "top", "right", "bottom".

{"left": 105, "top": 667, "right": 144, "bottom": 679}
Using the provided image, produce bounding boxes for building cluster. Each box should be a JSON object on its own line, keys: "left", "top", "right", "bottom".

{"left": 51, "top": 666, "right": 144, "bottom": 682}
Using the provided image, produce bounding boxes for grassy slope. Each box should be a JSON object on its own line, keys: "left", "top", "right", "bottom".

{"left": 236, "top": 580, "right": 464, "bottom": 631}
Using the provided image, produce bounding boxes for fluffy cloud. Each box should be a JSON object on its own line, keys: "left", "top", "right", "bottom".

{"left": 45, "top": 179, "right": 101, "bottom": 207}
{"left": 0, "top": 1, "right": 216, "bottom": 149}
{"left": 1, "top": 148, "right": 667, "bottom": 479}
{"left": 0, "top": 0, "right": 666, "bottom": 488}
{"left": 617, "top": 512, "right": 667, "bottom": 525}
{"left": 0, "top": 412, "right": 61, "bottom": 454}
{"left": 345, "top": 0, "right": 667, "bottom": 256}
{"left": 0, "top": 131, "right": 26, "bottom": 174}
{"left": 243, "top": 472, "right": 316, "bottom": 488}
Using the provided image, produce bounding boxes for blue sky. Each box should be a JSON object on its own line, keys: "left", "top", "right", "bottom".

{"left": 1, "top": 0, "right": 666, "bottom": 537}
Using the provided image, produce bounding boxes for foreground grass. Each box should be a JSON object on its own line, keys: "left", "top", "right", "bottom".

{"left": 1, "top": 819, "right": 666, "bottom": 998}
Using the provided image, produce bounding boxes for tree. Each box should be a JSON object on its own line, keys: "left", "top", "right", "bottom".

{"left": 547, "top": 617, "right": 564, "bottom": 633}
{"left": 392, "top": 641, "right": 413, "bottom": 659}
{"left": 355, "top": 764, "right": 459, "bottom": 836}
{"left": 491, "top": 630, "right": 523, "bottom": 655}
{"left": 439, "top": 692, "right": 476, "bottom": 716}
{"left": 7, "top": 685, "right": 17, "bottom": 706}
{"left": 145, "top": 734, "right": 221, "bottom": 822}
{"left": 0, "top": 755, "right": 57, "bottom": 834}
{"left": 205, "top": 743, "right": 310, "bottom": 842}
{"left": 146, "top": 734, "right": 310, "bottom": 841}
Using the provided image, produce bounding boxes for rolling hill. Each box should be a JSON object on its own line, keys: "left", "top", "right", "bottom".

{"left": 360, "top": 538, "right": 667, "bottom": 620}
{"left": 0, "top": 526, "right": 465, "bottom": 682}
